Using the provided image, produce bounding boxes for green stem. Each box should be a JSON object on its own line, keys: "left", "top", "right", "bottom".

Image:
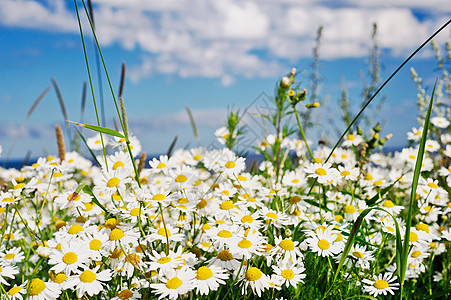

{"left": 293, "top": 104, "right": 314, "bottom": 160}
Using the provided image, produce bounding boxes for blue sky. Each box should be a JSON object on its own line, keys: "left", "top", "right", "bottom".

{"left": 0, "top": 0, "right": 450, "bottom": 159}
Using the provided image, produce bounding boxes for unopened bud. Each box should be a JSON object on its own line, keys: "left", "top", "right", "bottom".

{"left": 306, "top": 102, "right": 320, "bottom": 109}
{"left": 356, "top": 126, "right": 364, "bottom": 136}
{"left": 290, "top": 67, "right": 296, "bottom": 75}
{"left": 280, "top": 76, "right": 291, "bottom": 88}
{"left": 373, "top": 122, "right": 381, "bottom": 133}
{"left": 285, "top": 229, "right": 292, "bottom": 237}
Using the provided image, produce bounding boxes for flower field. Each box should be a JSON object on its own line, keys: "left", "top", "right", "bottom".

{"left": 0, "top": 2, "right": 450, "bottom": 299}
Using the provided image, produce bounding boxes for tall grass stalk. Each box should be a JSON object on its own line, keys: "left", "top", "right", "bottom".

{"left": 399, "top": 83, "right": 436, "bottom": 299}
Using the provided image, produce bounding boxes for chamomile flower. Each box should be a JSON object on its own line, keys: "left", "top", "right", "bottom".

{"left": 111, "top": 288, "right": 141, "bottom": 300}
{"left": 66, "top": 266, "right": 112, "bottom": 298}
{"left": 229, "top": 230, "right": 266, "bottom": 260}
{"left": 0, "top": 263, "right": 19, "bottom": 285}
{"left": 0, "top": 247, "right": 25, "bottom": 265}
{"left": 241, "top": 266, "right": 270, "bottom": 297}
{"left": 272, "top": 260, "right": 306, "bottom": 288}
{"left": 193, "top": 265, "right": 229, "bottom": 295}
{"left": 147, "top": 224, "right": 185, "bottom": 244}
{"left": 362, "top": 272, "right": 399, "bottom": 296}
{"left": 5, "top": 281, "right": 27, "bottom": 300}
{"left": 269, "top": 236, "right": 303, "bottom": 264}
{"left": 48, "top": 241, "right": 90, "bottom": 275}
{"left": 147, "top": 249, "right": 185, "bottom": 276}
{"left": 304, "top": 162, "right": 340, "bottom": 185}
{"left": 338, "top": 165, "right": 360, "bottom": 181}
{"left": 431, "top": 116, "right": 450, "bottom": 128}
{"left": 86, "top": 133, "right": 109, "bottom": 151}
{"left": 149, "top": 266, "right": 196, "bottom": 300}
{"left": 207, "top": 249, "right": 241, "bottom": 270}
{"left": 305, "top": 229, "right": 341, "bottom": 257}
{"left": 27, "top": 278, "right": 61, "bottom": 300}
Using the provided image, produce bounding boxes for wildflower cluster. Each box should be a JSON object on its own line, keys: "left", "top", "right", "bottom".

{"left": 0, "top": 67, "right": 450, "bottom": 299}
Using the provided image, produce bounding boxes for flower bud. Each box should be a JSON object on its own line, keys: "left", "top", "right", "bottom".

{"left": 280, "top": 76, "right": 291, "bottom": 88}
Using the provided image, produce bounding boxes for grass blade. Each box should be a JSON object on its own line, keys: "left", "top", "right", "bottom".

{"left": 67, "top": 120, "right": 125, "bottom": 138}
{"left": 80, "top": 81, "right": 87, "bottom": 123}
{"left": 167, "top": 136, "right": 178, "bottom": 158}
{"left": 399, "top": 82, "right": 436, "bottom": 294}
{"left": 51, "top": 78, "right": 69, "bottom": 125}
{"left": 75, "top": 128, "right": 100, "bottom": 166}
{"left": 185, "top": 105, "right": 199, "bottom": 140}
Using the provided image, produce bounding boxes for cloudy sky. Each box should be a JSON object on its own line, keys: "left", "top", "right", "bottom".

{"left": 0, "top": 0, "right": 450, "bottom": 160}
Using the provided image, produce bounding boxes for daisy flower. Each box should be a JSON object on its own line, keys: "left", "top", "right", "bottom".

{"left": 229, "top": 230, "right": 267, "bottom": 260}
{"left": 259, "top": 206, "right": 289, "bottom": 228}
{"left": 149, "top": 155, "right": 175, "bottom": 175}
{"left": 86, "top": 133, "right": 109, "bottom": 151}
{"left": 27, "top": 278, "right": 61, "bottom": 300}
{"left": 342, "top": 132, "right": 364, "bottom": 147}
{"left": 269, "top": 236, "right": 303, "bottom": 264}
{"left": 362, "top": 272, "right": 399, "bottom": 296}
{"left": 305, "top": 229, "right": 341, "bottom": 257}
{"left": 431, "top": 116, "right": 450, "bottom": 128}
{"left": 0, "top": 263, "right": 19, "bottom": 285}
{"left": 147, "top": 249, "right": 185, "bottom": 276}
{"left": 149, "top": 266, "right": 196, "bottom": 300}
{"left": 338, "top": 165, "right": 360, "bottom": 181}
{"left": 272, "top": 260, "right": 306, "bottom": 288}
{"left": 0, "top": 247, "right": 25, "bottom": 265}
{"left": 111, "top": 288, "right": 141, "bottom": 300}
{"left": 217, "top": 153, "right": 246, "bottom": 177}
{"left": 6, "top": 281, "right": 27, "bottom": 300}
{"left": 207, "top": 249, "right": 241, "bottom": 270}
{"left": 304, "top": 162, "right": 339, "bottom": 185}
{"left": 147, "top": 224, "right": 185, "bottom": 244}
{"left": 193, "top": 265, "right": 229, "bottom": 295}
{"left": 48, "top": 241, "right": 90, "bottom": 275}
{"left": 241, "top": 266, "right": 271, "bottom": 297}
{"left": 407, "top": 127, "right": 423, "bottom": 142}
{"left": 66, "top": 266, "right": 112, "bottom": 298}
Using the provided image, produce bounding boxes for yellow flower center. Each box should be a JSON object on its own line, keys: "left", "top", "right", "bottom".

{"left": 8, "top": 286, "right": 21, "bottom": 295}
{"left": 113, "top": 161, "right": 125, "bottom": 170}
{"left": 198, "top": 198, "right": 208, "bottom": 209}
{"left": 364, "top": 173, "right": 373, "bottom": 180}
{"left": 373, "top": 180, "right": 383, "bottom": 186}
{"left": 2, "top": 197, "right": 14, "bottom": 203}
{"left": 245, "top": 267, "right": 262, "bottom": 281}
{"left": 238, "top": 239, "right": 252, "bottom": 249}
{"left": 241, "top": 215, "right": 253, "bottom": 223}
{"left": 68, "top": 224, "right": 84, "bottom": 235}
{"left": 196, "top": 266, "right": 213, "bottom": 280}
{"left": 281, "top": 269, "right": 295, "bottom": 280}
{"left": 217, "top": 250, "right": 233, "bottom": 261}
{"left": 409, "top": 232, "right": 419, "bottom": 242}
{"left": 4, "top": 253, "right": 15, "bottom": 260}
{"left": 105, "top": 218, "right": 118, "bottom": 229}
{"left": 341, "top": 170, "right": 350, "bottom": 176}
{"left": 157, "top": 227, "right": 171, "bottom": 237}
{"left": 318, "top": 239, "right": 330, "bottom": 250}
{"left": 107, "top": 177, "right": 120, "bottom": 188}
{"left": 290, "top": 196, "right": 301, "bottom": 204}
{"left": 109, "top": 228, "right": 125, "bottom": 241}
{"left": 217, "top": 230, "right": 232, "bottom": 238}
{"left": 80, "top": 270, "right": 97, "bottom": 283}
{"left": 383, "top": 200, "right": 394, "bottom": 208}
{"left": 157, "top": 163, "right": 166, "bottom": 169}
{"left": 411, "top": 250, "right": 421, "bottom": 258}
{"left": 29, "top": 278, "right": 46, "bottom": 296}
{"left": 62, "top": 252, "right": 78, "bottom": 264}
{"left": 225, "top": 161, "right": 236, "bottom": 169}
{"left": 118, "top": 289, "right": 134, "bottom": 299}
{"left": 344, "top": 205, "right": 356, "bottom": 214}
{"left": 175, "top": 175, "right": 188, "bottom": 183}
{"left": 52, "top": 273, "right": 68, "bottom": 284}
{"left": 279, "top": 239, "right": 294, "bottom": 251}
{"left": 374, "top": 279, "right": 389, "bottom": 289}
{"left": 348, "top": 134, "right": 355, "bottom": 140}
{"left": 166, "top": 277, "right": 182, "bottom": 289}
{"left": 220, "top": 201, "right": 234, "bottom": 210}
{"left": 152, "top": 194, "right": 166, "bottom": 201}
{"left": 157, "top": 256, "right": 171, "bottom": 264}
{"left": 415, "top": 223, "right": 429, "bottom": 233}
{"left": 266, "top": 212, "right": 278, "bottom": 220}
{"left": 427, "top": 182, "right": 438, "bottom": 189}
{"left": 315, "top": 168, "right": 327, "bottom": 176}
{"left": 352, "top": 251, "right": 364, "bottom": 259}
{"left": 130, "top": 208, "right": 140, "bottom": 217}
{"left": 14, "top": 183, "right": 25, "bottom": 190}
{"left": 89, "top": 239, "right": 102, "bottom": 251}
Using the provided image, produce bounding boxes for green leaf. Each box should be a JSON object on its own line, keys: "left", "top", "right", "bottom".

{"left": 77, "top": 184, "right": 110, "bottom": 216}
{"left": 67, "top": 120, "right": 125, "bottom": 138}
{"left": 366, "top": 176, "right": 402, "bottom": 206}
{"left": 399, "top": 82, "right": 435, "bottom": 286}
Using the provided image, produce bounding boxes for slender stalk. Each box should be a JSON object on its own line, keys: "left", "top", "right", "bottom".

{"left": 293, "top": 104, "right": 314, "bottom": 160}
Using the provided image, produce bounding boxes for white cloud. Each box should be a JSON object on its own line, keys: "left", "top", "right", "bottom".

{"left": 1, "top": 0, "right": 449, "bottom": 84}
